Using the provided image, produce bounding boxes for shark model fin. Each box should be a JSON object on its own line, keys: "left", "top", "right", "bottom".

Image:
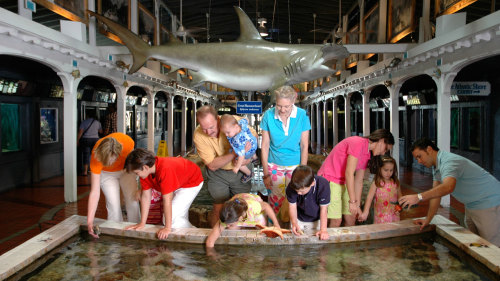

{"left": 87, "top": 10, "right": 150, "bottom": 74}
{"left": 162, "top": 29, "right": 183, "bottom": 45}
{"left": 234, "top": 6, "right": 264, "bottom": 42}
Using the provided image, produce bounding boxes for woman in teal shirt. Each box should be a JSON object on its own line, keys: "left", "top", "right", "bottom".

{"left": 261, "top": 86, "right": 311, "bottom": 224}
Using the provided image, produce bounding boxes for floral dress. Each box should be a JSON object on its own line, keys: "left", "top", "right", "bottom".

{"left": 232, "top": 193, "right": 267, "bottom": 227}
{"left": 373, "top": 180, "right": 400, "bottom": 223}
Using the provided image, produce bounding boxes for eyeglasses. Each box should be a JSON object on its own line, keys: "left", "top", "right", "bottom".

{"left": 276, "top": 104, "right": 292, "bottom": 110}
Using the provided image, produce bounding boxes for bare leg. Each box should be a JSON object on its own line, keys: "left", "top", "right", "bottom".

{"left": 343, "top": 214, "right": 356, "bottom": 226}
{"left": 239, "top": 165, "right": 251, "bottom": 176}
{"left": 83, "top": 164, "right": 89, "bottom": 176}
{"left": 232, "top": 155, "right": 245, "bottom": 173}
{"left": 328, "top": 218, "right": 342, "bottom": 228}
{"left": 210, "top": 203, "right": 223, "bottom": 227}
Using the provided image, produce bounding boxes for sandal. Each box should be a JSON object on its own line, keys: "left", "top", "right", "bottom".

{"left": 241, "top": 172, "right": 254, "bottom": 183}
{"left": 251, "top": 158, "right": 260, "bottom": 166}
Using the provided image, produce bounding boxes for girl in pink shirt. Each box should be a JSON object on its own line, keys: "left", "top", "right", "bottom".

{"left": 317, "top": 129, "right": 394, "bottom": 227}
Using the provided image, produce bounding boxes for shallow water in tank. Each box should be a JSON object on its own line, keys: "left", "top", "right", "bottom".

{"left": 15, "top": 233, "right": 496, "bottom": 281}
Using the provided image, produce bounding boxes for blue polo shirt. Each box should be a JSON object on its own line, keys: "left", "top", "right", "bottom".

{"left": 286, "top": 175, "right": 330, "bottom": 222}
{"left": 433, "top": 150, "right": 500, "bottom": 210}
{"left": 261, "top": 106, "right": 311, "bottom": 166}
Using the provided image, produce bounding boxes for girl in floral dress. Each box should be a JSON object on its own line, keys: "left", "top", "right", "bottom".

{"left": 359, "top": 156, "right": 402, "bottom": 223}
{"left": 205, "top": 193, "right": 281, "bottom": 247}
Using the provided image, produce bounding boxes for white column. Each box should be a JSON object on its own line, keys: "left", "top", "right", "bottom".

{"left": 332, "top": 98, "right": 338, "bottom": 145}
{"left": 435, "top": 72, "right": 457, "bottom": 208}
{"left": 167, "top": 94, "right": 174, "bottom": 156}
{"left": 323, "top": 100, "right": 328, "bottom": 150}
{"left": 362, "top": 89, "right": 371, "bottom": 136}
{"left": 115, "top": 85, "right": 127, "bottom": 133}
{"left": 155, "top": 0, "right": 160, "bottom": 45}
{"left": 359, "top": 0, "right": 365, "bottom": 43}
{"left": 181, "top": 96, "right": 187, "bottom": 155}
{"left": 310, "top": 104, "right": 316, "bottom": 151}
{"left": 388, "top": 84, "right": 401, "bottom": 171}
{"left": 17, "top": 0, "right": 32, "bottom": 19}
{"left": 419, "top": 0, "right": 431, "bottom": 43}
{"left": 88, "top": 0, "right": 96, "bottom": 46}
{"left": 378, "top": 0, "right": 388, "bottom": 44}
{"left": 59, "top": 72, "right": 81, "bottom": 203}
{"left": 315, "top": 102, "right": 321, "bottom": 154}
{"left": 191, "top": 99, "right": 197, "bottom": 146}
{"left": 147, "top": 91, "right": 155, "bottom": 152}
{"left": 130, "top": 0, "right": 138, "bottom": 34}
{"left": 344, "top": 95, "right": 351, "bottom": 138}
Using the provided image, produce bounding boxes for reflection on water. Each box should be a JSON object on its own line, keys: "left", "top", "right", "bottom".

{"left": 18, "top": 233, "right": 494, "bottom": 281}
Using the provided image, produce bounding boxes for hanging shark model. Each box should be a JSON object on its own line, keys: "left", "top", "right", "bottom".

{"left": 88, "top": 7, "right": 349, "bottom": 92}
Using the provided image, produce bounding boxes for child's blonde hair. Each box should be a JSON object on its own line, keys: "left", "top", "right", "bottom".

{"left": 220, "top": 114, "right": 238, "bottom": 128}
{"left": 94, "top": 137, "right": 122, "bottom": 166}
{"left": 373, "top": 155, "right": 400, "bottom": 188}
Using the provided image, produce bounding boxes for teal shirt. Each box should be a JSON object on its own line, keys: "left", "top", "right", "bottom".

{"left": 433, "top": 150, "right": 500, "bottom": 210}
{"left": 261, "top": 106, "right": 311, "bottom": 166}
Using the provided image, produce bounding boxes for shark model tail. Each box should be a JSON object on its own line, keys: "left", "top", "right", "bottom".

{"left": 87, "top": 10, "right": 150, "bottom": 74}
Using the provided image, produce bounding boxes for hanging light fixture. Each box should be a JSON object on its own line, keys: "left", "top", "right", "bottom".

{"left": 258, "top": 17, "right": 268, "bottom": 37}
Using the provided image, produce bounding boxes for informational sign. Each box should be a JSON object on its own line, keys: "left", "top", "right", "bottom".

{"left": 237, "top": 101, "right": 262, "bottom": 114}
{"left": 451, "top": 82, "right": 491, "bottom": 96}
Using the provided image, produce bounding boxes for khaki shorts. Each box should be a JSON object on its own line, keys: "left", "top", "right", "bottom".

{"left": 465, "top": 205, "right": 500, "bottom": 247}
{"left": 327, "top": 182, "right": 351, "bottom": 219}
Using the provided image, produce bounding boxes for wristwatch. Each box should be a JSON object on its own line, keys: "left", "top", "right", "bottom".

{"left": 417, "top": 193, "right": 423, "bottom": 201}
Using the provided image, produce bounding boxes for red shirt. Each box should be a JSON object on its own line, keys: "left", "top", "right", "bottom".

{"left": 140, "top": 157, "right": 203, "bottom": 194}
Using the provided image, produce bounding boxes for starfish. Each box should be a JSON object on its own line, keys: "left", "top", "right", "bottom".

{"left": 255, "top": 224, "right": 291, "bottom": 239}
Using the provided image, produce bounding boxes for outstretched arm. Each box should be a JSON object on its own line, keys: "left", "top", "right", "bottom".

{"left": 300, "top": 130, "right": 309, "bottom": 165}
{"left": 206, "top": 220, "right": 223, "bottom": 248}
{"left": 289, "top": 203, "right": 301, "bottom": 235}
{"left": 406, "top": 180, "right": 450, "bottom": 230}
{"left": 345, "top": 155, "right": 361, "bottom": 216}
{"left": 125, "top": 188, "right": 152, "bottom": 230}
{"left": 316, "top": 205, "right": 329, "bottom": 240}
{"left": 359, "top": 182, "right": 376, "bottom": 222}
{"left": 399, "top": 177, "right": 456, "bottom": 208}
{"left": 261, "top": 131, "right": 272, "bottom": 189}
{"left": 87, "top": 173, "right": 101, "bottom": 238}
{"left": 260, "top": 201, "right": 280, "bottom": 228}
{"left": 157, "top": 192, "right": 174, "bottom": 239}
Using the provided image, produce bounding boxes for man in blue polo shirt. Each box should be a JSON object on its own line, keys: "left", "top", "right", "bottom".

{"left": 286, "top": 165, "right": 330, "bottom": 240}
{"left": 399, "top": 138, "right": 500, "bottom": 246}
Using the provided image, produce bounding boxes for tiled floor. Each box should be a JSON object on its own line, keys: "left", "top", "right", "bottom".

{"left": 0, "top": 168, "right": 463, "bottom": 256}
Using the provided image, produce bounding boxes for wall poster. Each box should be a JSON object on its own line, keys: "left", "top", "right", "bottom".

{"left": 388, "top": 0, "right": 416, "bottom": 43}
{"left": 435, "top": 0, "right": 478, "bottom": 17}
{"left": 138, "top": 3, "right": 156, "bottom": 45}
{"left": 33, "top": 0, "right": 88, "bottom": 23}
{"left": 40, "top": 108, "right": 58, "bottom": 144}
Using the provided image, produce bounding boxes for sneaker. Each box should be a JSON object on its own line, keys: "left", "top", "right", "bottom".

{"left": 241, "top": 172, "right": 254, "bottom": 183}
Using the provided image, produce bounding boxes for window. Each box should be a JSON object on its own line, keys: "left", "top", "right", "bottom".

{"left": 1, "top": 103, "right": 21, "bottom": 152}
{"left": 467, "top": 107, "right": 480, "bottom": 151}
